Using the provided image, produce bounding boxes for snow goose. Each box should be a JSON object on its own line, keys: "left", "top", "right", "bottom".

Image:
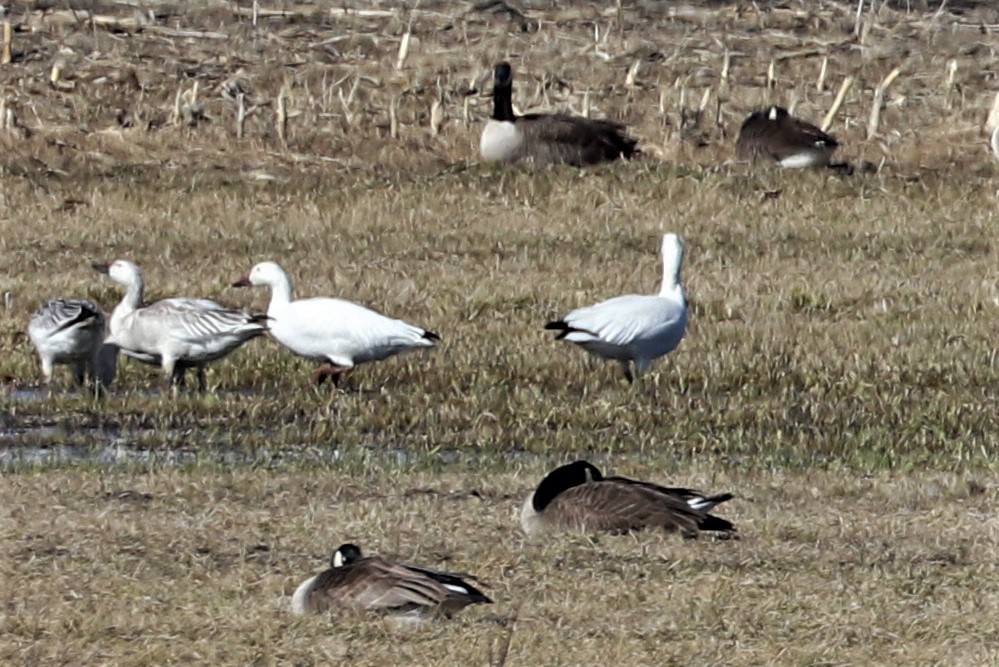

{"left": 92, "top": 259, "right": 267, "bottom": 391}
{"left": 736, "top": 106, "right": 839, "bottom": 168}
{"left": 545, "top": 233, "right": 687, "bottom": 383}
{"left": 521, "top": 460, "right": 735, "bottom": 538}
{"left": 232, "top": 261, "right": 439, "bottom": 386}
{"left": 479, "top": 61, "right": 638, "bottom": 166}
{"left": 27, "top": 298, "right": 117, "bottom": 390}
{"left": 291, "top": 543, "right": 492, "bottom": 619}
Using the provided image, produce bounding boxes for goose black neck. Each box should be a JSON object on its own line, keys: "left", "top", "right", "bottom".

{"left": 492, "top": 82, "right": 516, "bottom": 122}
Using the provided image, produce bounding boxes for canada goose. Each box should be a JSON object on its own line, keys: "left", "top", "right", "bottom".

{"left": 291, "top": 543, "right": 492, "bottom": 619}
{"left": 521, "top": 460, "right": 735, "bottom": 538}
{"left": 232, "top": 261, "right": 439, "bottom": 386}
{"left": 92, "top": 260, "right": 267, "bottom": 391}
{"left": 545, "top": 233, "right": 687, "bottom": 383}
{"left": 27, "top": 298, "right": 117, "bottom": 390}
{"left": 479, "top": 61, "right": 638, "bottom": 166}
{"left": 736, "top": 106, "right": 839, "bottom": 168}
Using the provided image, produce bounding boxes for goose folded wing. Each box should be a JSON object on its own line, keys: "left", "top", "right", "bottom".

{"left": 548, "top": 481, "right": 702, "bottom": 533}
{"left": 140, "top": 298, "right": 261, "bottom": 344}
{"left": 562, "top": 296, "right": 683, "bottom": 346}
{"left": 343, "top": 560, "right": 454, "bottom": 611}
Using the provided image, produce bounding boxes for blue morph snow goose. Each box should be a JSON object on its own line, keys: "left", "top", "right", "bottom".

{"left": 479, "top": 61, "right": 638, "bottom": 167}
{"left": 92, "top": 259, "right": 267, "bottom": 391}
{"left": 546, "top": 233, "right": 687, "bottom": 383}
{"left": 291, "top": 543, "right": 491, "bottom": 619}
{"left": 27, "top": 298, "right": 117, "bottom": 390}
{"left": 232, "top": 261, "right": 439, "bottom": 386}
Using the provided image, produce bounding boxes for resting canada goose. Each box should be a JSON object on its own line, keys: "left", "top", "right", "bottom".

{"left": 521, "top": 460, "right": 735, "bottom": 538}
{"left": 479, "top": 61, "right": 638, "bottom": 166}
{"left": 735, "top": 106, "right": 839, "bottom": 168}
{"left": 27, "top": 298, "right": 117, "bottom": 390}
{"left": 291, "top": 543, "right": 492, "bottom": 619}
{"left": 92, "top": 260, "right": 267, "bottom": 391}
{"left": 232, "top": 261, "right": 439, "bottom": 386}
{"left": 545, "top": 233, "right": 687, "bottom": 383}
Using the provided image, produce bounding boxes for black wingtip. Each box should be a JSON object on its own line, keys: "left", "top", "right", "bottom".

{"left": 544, "top": 320, "right": 567, "bottom": 331}
{"left": 698, "top": 514, "right": 736, "bottom": 533}
{"left": 423, "top": 330, "right": 441, "bottom": 342}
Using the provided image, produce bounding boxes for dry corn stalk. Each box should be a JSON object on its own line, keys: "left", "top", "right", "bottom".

{"left": 867, "top": 67, "right": 901, "bottom": 140}
{"left": 821, "top": 76, "right": 853, "bottom": 132}
{"left": 236, "top": 92, "right": 246, "bottom": 138}
{"left": 395, "top": 32, "right": 411, "bottom": 70}
{"left": 276, "top": 87, "right": 288, "bottom": 144}
{"left": 1, "top": 22, "right": 12, "bottom": 65}
{"left": 625, "top": 60, "right": 641, "bottom": 88}
{"left": 984, "top": 90, "right": 999, "bottom": 134}
{"left": 389, "top": 95, "right": 398, "bottom": 139}
{"left": 430, "top": 98, "right": 444, "bottom": 136}
{"left": 816, "top": 56, "right": 828, "bottom": 92}
{"left": 766, "top": 60, "right": 776, "bottom": 89}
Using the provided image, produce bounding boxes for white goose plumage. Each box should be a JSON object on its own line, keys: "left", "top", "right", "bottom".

{"left": 545, "top": 233, "right": 688, "bottom": 383}
{"left": 93, "top": 260, "right": 267, "bottom": 390}
{"left": 232, "top": 261, "right": 439, "bottom": 386}
{"left": 27, "top": 298, "right": 117, "bottom": 389}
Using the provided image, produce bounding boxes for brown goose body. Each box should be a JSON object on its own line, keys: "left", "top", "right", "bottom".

{"left": 480, "top": 61, "right": 637, "bottom": 167}
{"left": 291, "top": 544, "right": 492, "bottom": 619}
{"left": 736, "top": 106, "right": 839, "bottom": 168}
{"left": 521, "top": 460, "right": 735, "bottom": 538}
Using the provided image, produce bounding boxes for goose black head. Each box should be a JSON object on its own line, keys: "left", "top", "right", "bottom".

{"left": 332, "top": 543, "right": 363, "bottom": 568}
{"left": 493, "top": 61, "right": 514, "bottom": 89}
{"left": 532, "top": 460, "right": 603, "bottom": 512}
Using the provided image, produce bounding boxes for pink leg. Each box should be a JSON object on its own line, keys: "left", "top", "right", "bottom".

{"left": 313, "top": 364, "right": 352, "bottom": 387}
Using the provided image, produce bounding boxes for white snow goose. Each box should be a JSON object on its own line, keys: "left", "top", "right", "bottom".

{"left": 479, "top": 61, "right": 638, "bottom": 166}
{"left": 92, "top": 259, "right": 267, "bottom": 391}
{"left": 735, "top": 106, "right": 840, "bottom": 168}
{"left": 545, "top": 233, "right": 687, "bottom": 383}
{"left": 27, "top": 298, "right": 117, "bottom": 390}
{"left": 291, "top": 543, "right": 492, "bottom": 619}
{"left": 232, "top": 261, "right": 440, "bottom": 386}
{"left": 521, "top": 460, "right": 735, "bottom": 538}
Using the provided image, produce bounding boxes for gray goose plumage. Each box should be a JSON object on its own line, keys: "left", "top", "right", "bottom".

{"left": 479, "top": 61, "right": 638, "bottom": 167}
{"left": 27, "top": 298, "right": 117, "bottom": 389}
{"left": 521, "top": 460, "right": 735, "bottom": 538}
{"left": 291, "top": 543, "right": 492, "bottom": 619}
{"left": 735, "top": 106, "right": 839, "bottom": 168}
{"left": 92, "top": 259, "right": 267, "bottom": 391}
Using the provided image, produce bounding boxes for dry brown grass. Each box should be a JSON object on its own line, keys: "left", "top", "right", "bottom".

{"left": 2, "top": 466, "right": 998, "bottom": 666}
{"left": 0, "top": 2, "right": 998, "bottom": 664}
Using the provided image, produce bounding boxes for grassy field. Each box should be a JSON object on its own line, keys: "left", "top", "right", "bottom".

{"left": 1, "top": 1, "right": 998, "bottom": 665}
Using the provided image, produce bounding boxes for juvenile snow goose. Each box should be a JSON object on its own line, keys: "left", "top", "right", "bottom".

{"left": 545, "top": 233, "right": 687, "bottom": 383}
{"left": 232, "top": 261, "right": 439, "bottom": 386}
{"left": 521, "top": 460, "right": 735, "bottom": 538}
{"left": 92, "top": 259, "right": 267, "bottom": 391}
{"left": 735, "top": 106, "right": 839, "bottom": 168}
{"left": 291, "top": 543, "right": 492, "bottom": 619}
{"left": 27, "top": 298, "right": 117, "bottom": 390}
{"left": 479, "top": 61, "right": 638, "bottom": 166}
